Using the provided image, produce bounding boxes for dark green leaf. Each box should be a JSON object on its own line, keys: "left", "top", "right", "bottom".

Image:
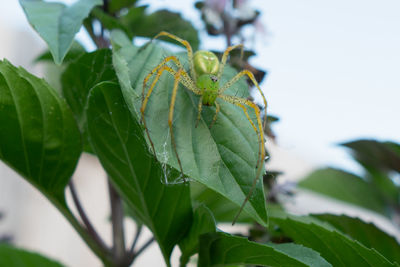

{"left": 198, "top": 232, "right": 331, "bottom": 267}
{"left": 0, "top": 59, "right": 81, "bottom": 203}
{"left": 179, "top": 205, "right": 216, "bottom": 266}
{"left": 122, "top": 9, "right": 200, "bottom": 50}
{"left": 298, "top": 168, "right": 386, "bottom": 215}
{"left": 0, "top": 244, "right": 64, "bottom": 267}
{"left": 271, "top": 214, "right": 396, "bottom": 267}
{"left": 313, "top": 213, "right": 400, "bottom": 264}
{"left": 20, "top": 0, "right": 102, "bottom": 64}
{"left": 111, "top": 30, "right": 267, "bottom": 226}
{"left": 91, "top": 7, "right": 131, "bottom": 37}
{"left": 85, "top": 81, "right": 192, "bottom": 266}
{"left": 108, "top": 0, "right": 138, "bottom": 14}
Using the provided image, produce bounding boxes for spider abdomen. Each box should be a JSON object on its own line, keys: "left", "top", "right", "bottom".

{"left": 197, "top": 74, "right": 219, "bottom": 106}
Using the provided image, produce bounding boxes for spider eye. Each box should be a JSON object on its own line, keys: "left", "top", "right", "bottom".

{"left": 211, "top": 76, "right": 218, "bottom": 82}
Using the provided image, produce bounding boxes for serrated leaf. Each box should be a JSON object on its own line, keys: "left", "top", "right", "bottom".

{"left": 85, "top": 81, "right": 192, "bottom": 266}
{"left": 198, "top": 232, "right": 331, "bottom": 267}
{"left": 111, "top": 30, "right": 267, "bottom": 226}
{"left": 0, "top": 59, "right": 81, "bottom": 203}
{"left": 298, "top": 168, "right": 386, "bottom": 215}
{"left": 313, "top": 213, "right": 400, "bottom": 264}
{"left": 20, "top": 0, "right": 102, "bottom": 64}
{"left": 179, "top": 205, "right": 216, "bottom": 266}
{"left": 0, "top": 244, "right": 65, "bottom": 267}
{"left": 271, "top": 214, "right": 396, "bottom": 267}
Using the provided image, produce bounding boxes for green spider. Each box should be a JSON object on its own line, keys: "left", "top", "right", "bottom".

{"left": 140, "top": 31, "right": 268, "bottom": 223}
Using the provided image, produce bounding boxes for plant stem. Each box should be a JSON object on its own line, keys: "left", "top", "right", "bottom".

{"left": 129, "top": 224, "right": 143, "bottom": 255}
{"left": 69, "top": 181, "right": 109, "bottom": 253}
{"left": 134, "top": 237, "right": 155, "bottom": 258}
{"left": 108, "top": 180, "right": 126, "bottom": 262}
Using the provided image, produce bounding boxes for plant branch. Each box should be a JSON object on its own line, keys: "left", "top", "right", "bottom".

{"left": 108, "top": 180, "right": 126, "bottom": 262}
{"left": 134, "top": 237, "right": 155, "bottom": 258}
{"left": 129, "top": 224, "right": 143, "bottom": 255}
{"left": 69, "top": 181, "right": 109, "bottom": 253}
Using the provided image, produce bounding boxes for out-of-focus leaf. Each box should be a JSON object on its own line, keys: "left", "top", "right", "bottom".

{"left": 86, "top": 81, "right": 192, "bottom": 266}
{"left": 111, "top": 30, "right": 268, "bottom": 226}
{"left": 91, "top": 7, "right": 131, "bottom": 37}
{"left": 109, "top": 0, "right": 138, "bottom": 14}
{"left": 20, "top": 0, "right": 102, "bottom": 64}
{"left": 198, "top": 232, "right": 331, "bottom": 267}
{"left": 122, "top": 9, "right": 200, "bottom": 50}
{"left": 313, "top": 213, "right": 400, "bottom": 264}
{"left": 298, "top": 168, "right": 386, "bottom": 215}
{"left": 35, "top": 41, "right": 86, "bottom": 63}
{"left": 0, "top": 244, "right": 65, "bottom": 267}
{"left": 0, "top": 59, "right": 81, "bottom": 203}
{"left": 271, "top": 214, "right": 396, "bottom": 267}
{"left": 179, "top": 205, "right": 216, "bottom": 266}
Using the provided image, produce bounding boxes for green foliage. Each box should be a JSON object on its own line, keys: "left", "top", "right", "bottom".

{"left": 111, "top": 30, "right": 268, "bottom": 226}
{"left": 0, "top": 244, "right": 65, "bottom": 267}
{"left": 271, "top": 214, "right": 397, "bottom": 267}
{"left": 20, "top": 0, "right": 102, "bottom": 64}
{"left": 298, "top": 168, "right": 387, "bottom": 215}
{"left": 198, "top": 232, "right": 331, "bottom": 267}
{"left": 0, "top": 59, "right": 81, "bottom": 203}
{"left": 85, "top": 82, "right": 192, "bottom": 265}
{"left": 313, "top": 214, "right": 400, "bottom": 264}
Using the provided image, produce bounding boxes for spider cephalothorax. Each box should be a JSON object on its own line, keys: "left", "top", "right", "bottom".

{"left": 140, "top": 31, "right": 268, "bottom": 224}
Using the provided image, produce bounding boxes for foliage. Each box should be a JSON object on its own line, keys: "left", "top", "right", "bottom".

{"left": 0, "top": 0, "right": 399, "bottom": 267}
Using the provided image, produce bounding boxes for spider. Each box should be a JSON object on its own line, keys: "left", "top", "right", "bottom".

{"left": 140, "top": 31, "right": 268, "bottom": 223}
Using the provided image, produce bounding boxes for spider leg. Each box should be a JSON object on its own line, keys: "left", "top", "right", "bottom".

{"left": 142, "top": 56, "right": 200, "bottom": 101}
{"left": 209, "top": 102, "right": 220, "bottom": 129}
{"left": 195, "top": 95, "right": 203, "bottom": 128}
{"left": 152, "top": 31, "right": 197, "bottom": 82}
{"left": 217, "top": 44, "right": 244, "bottom": 80}
{"left": 168, "top": 69, "right": 186, "bottom": 179}
{"left": 219, "top": 70, "right": 268, "bottom": 130}
{"left": 218, "top": 94, "right": 265, "bottom": 225}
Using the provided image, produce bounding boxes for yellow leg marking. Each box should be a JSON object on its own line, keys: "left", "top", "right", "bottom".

{"left": 168, "top": 69, "right": 185, "bottom": 178}
{"left": 153, "top": 31, "right": 196, "bottom": 81}
{"left": 209, "top": 102, "right": 220, "bottom": 129}
{"left": 141, "top": 65, "right": 177, "bottom": 158}
{"left": 219, "top": 70, "right": 268, "bottom": 130}
{"left": 142, "top": 56, "right": 200, "bottom": 98}
{"left": 219, "top": 94, "right": 265, "bottom": 225}
{"left": 195, "top": 95, "right": 203, "bottom": 128}
{"left": 217, "top": 44, "right": 244, "bottom": 80}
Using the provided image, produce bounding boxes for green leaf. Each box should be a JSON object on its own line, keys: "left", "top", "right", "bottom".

{"left": 313, "top": 213, "right": 400, "bottom": 264}
{"left": 122, "top": 9, "right": 200, "bottom": 50}
{"left": 111, "top": 30, "right": 268, "bottom": 226}
{"left": 108, "top": 0, "right": 138, "bottom": 14}
{"left": 298, "top": 168, "right": 386, "bottom": 215}
{"left": 85, "top": 81, "right": 192, "bottom": 266}
{"left": 0, "top": 244, "right": 65, "bottom": 267}
{"left": 35, "top": 41, "right": 86, "bottom": 64}
{"left": 0, "top": 59, "right": 81, "bottom": 203}
{"left": 198, "top": 232, "right": 331, "bottom": 267}
{"left": 20, "top": 0, "right": 102, "bottom": 64}
{"left": 271, "top": 214, "right": 396, "bottom": 267}
{"left": 191, "top": 181, "right": 254, "bottom": 223}
{"left": 179, "top": 205, "right": 216, "bottom": 266}
{"left": 61, "top": 49, "right": 116, "bottom": 129}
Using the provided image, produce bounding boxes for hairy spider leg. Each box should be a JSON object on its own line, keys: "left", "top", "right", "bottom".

{"left": 218, "top": 94, "right": 265, "bottom": 225}
{"left": 141, "top": 65, "right": 201, "bottom": 180}
{"left": 195, "top": 95, "right": 203, "bottom": 128}
{"left": 219, "top": 70, "right": 268, "bottom": 130}
{"left": 209, "top": 102, "right": 221, "bottom": 129}
{"left": 142, "top": 56, "right": 197, "bottom": 101}
{"left": 152, "top": 31, "right": 197, "bottom": 81}
{"left": 217, "top": 44, "right": 244, "bottom": 80}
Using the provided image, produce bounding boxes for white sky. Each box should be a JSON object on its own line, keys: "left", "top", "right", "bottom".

{"left": 1, "top": 0, "right": 400, "bottom": 174}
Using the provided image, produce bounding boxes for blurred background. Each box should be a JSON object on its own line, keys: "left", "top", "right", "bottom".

{"left": 1, "top": 0, "right": 399, "bottom": 266}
